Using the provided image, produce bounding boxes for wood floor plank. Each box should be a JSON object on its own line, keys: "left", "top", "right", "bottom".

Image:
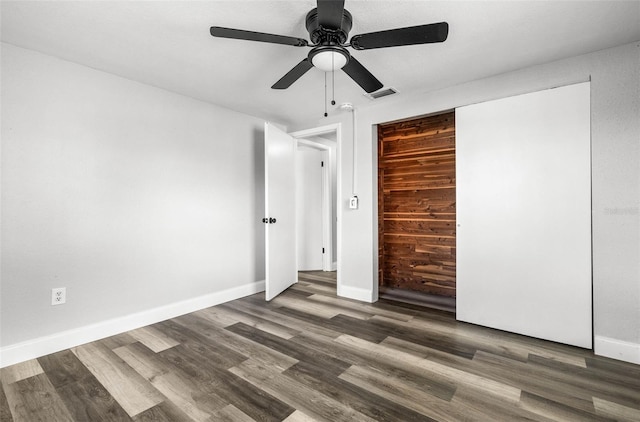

{"left": 114, "top": 342, "right": 226, "bottom": 421}
{"left": 39, "top": 350, "right": 131, "bottom": 421}
{"left": 171, "top": 313, "right": 299, "bottom": 372}
{"left": 116, "top": 340, "right": 227, "bottom": 419}
{"left": 526, "top": 354, "right": 640, "bottom": 408}
{"left": 227, "top": 298, "right": 343, "bottom": 339}
{"left": 282, "top": 410, "right": 322, "bottom": 422}
{"left": 271, "top": 295, "right": 352, "bottom": 319}
{"left": 112, "top": 342, "right": 168, "bottom": 381}
{"left": 209, "top": 404, "right": 255, "bottom": 422}
{"left": 214, "top": 304, "right": 301, "bottom": 339}
{"left": 335, "top": 334, "right": 522, "bottom": 403}
{"left": 339, "top": 364, "right": 472, "bottom": 422}
{"left": 290, "top": 332, "right": 457, "bottom": 401}
{"left": 451, "top": 386, "right": 557, "bottom": 422}
{"left": 290, "top": 281, "right": 337, "bottom": 295}
{"left": 0, "top": 382, "right": 13, "bottom": 422}
{"left": 38, "top": 350, "right": 94, "bottom": 389}
{"left": 0, "top": 360, "right": 43, "bottom": 386}
{"left": 3, "top": 374, "right": 74, "bottom": 422}
{"left": 225, "top": 322, "right": 351, "bottom": 376}
{"left": 71, "top": 341, "right": 163, "bottom": 417}
{"left": 593, "top": 397, "right": 640, "bottom": 422}
{"left": 270, "top": 307, "right": 388, "bottom": 343}
{"left": 309, "top": 293, "right": 413, "bottom": 322}
{"left": 98, "top": 332, "right": 138, "bottom": 351}
{"left": 128, "top": 326, "right": 180, "bottom": 353}
{"left": 284, "top": 361, "right": 437, "bottom": 421}
{"left": 230, "top": 359, "right": 378, "bottom": 422}
{"left": 152, "top": 319, "right": 247, "bottom": 370}
{"left": 158, "top": 342, "right": 295, "bottom": 422}
{"left": 152, "top": 373, "right": 223, "bottom": 421}
{"left": 55, "top": 374, "right": 132, "bottom": 422}
{"left": 132, "top": 400, "right": 192, "bottom": 422}
{"left": 472, "top": 349, "right": 639, "bottom": 413}
{"left": 519, "top": 391, "right": 616, "bottom": 422}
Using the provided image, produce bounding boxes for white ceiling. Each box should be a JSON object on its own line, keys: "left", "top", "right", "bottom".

{"left": 2, "top": 1, "right": 639, "bottom": 127}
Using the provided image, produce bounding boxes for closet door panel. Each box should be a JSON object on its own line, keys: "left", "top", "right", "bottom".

{"left": 456, "top": 82, "right": 592, "bottom": 348}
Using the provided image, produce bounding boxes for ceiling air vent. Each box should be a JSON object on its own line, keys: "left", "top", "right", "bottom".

{"left": 364, "top": 87, "right": 398, "bottom": 100}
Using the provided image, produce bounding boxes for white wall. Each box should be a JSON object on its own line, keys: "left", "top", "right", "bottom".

{"left": 291, "top": 41, "right": 640, "bottom": 363}
{"left": 0, "top": 44, "right": 266, "bottom": 364}
{"left": 306, "top": 136, "right": 338, "bottom": 266}
{"left": 296, "top": 146, "right": 323, "bottom": 271}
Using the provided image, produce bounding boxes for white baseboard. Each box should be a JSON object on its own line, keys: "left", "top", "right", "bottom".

{"left": 594, "top": 335, "right": 640, "bottom": 365}
{"left": 331, "top": 261, "right": 337, "bottom": 271}
{"left": 337, "top": 284, "right": 374, "bottom": 303}
{"left": 0, "top": 280, "right": 265, "bottom": 368}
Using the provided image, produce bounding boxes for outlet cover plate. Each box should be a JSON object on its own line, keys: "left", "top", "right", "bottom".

{"left": 52, "top": 287, "right": 66, "bottom": 305}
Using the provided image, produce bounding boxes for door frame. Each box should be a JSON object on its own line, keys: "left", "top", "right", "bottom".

{"left": 289, "top": 123, "right": 342, "bottom": 292}
{"left": 297, "top": 139, "right": 332, "bottom": 271}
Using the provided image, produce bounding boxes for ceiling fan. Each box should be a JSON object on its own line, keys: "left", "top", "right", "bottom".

{"left": 210, "top": 0, "right": 449, "bottom": 93}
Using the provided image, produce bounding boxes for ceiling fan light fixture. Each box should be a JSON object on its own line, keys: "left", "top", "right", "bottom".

{"left": 309, "top": 46, "right": 349, "bottom": 72}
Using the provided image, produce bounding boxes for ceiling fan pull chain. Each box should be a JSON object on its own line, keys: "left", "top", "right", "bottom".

{"left": 324, "top": 72, "right": 328, "bottom": 117}
{"left": 331, "top": 54, "right": 336, "bottom": 106}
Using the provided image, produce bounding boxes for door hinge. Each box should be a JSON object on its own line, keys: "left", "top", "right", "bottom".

{"left": 322, "top": 248, "right": 325, "bottom": 253}
{"left": 321, "top": 161, "right": 324, "bottom": 167}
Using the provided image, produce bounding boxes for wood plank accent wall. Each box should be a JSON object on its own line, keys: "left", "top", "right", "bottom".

{"left": 378, "top": 112, "right": 456, "bottom": 297}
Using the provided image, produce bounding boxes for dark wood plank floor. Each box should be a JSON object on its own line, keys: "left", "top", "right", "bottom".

{"left": 2, "top": 271, "right": 639, "bottom": 421}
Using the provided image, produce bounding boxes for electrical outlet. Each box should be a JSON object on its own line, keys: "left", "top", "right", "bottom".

{"left": 51, "top": 287, "right": 66, "bottom": 305}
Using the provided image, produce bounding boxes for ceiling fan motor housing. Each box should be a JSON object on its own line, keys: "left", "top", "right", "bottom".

{"left": 305, "top": 7, "right": 353, "bottom": 45}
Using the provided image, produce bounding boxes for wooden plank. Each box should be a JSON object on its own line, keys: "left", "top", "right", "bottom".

{"left": 113, "top": 341, "right": 227, "bottom": 421}
{"left": 334, "top": 334, "right": 522, "bottom": 403}
{"left": 210, "top": 404, "right": 256, "bottom": 422}
{"left": 210, "top": 305, "right": 301, "bottom": 339}
{"left": 171, "top": 313, "right": 300, "bottom": 372}
{"left": 133, "top": 401, "right": 192, "bottom": 422}
{"left": 38, "top": 349, "right": 131, "bottom": 421}
{"left": 128, "top": 326, "right": 180, "bottom": 353}
{"left": 519, "top": 391, "right": 615, "bottom": 422}
{"left": 283, "top": 410, "right": 322, "bottom": 422}
{"left": 1, "top": 360, "right": 43, "bottom": 386}
{"left": 157, "top": 343, "right": 295, "bottom": 422}
{"left": 283, "top": 361, "right": 436, "bottom": 421}
{"left": 593, "top": 397, "right": 640, "bottom": 422}
{"left": 55, "top": 372, "right": 132, "bottom": 421}
{"left": 225, "top": 322, "right": 351, "bottom": 376}
{"left": 71, "top": 341, "right": 163, "bottom": 417}
{"left": 3, "top": 374, "right": 74, "bottom": 421}
{"left": 339, "top": 365, "right": 469, "bottom": 422}
{"left": 379, "top": 111, "right": 456, "bottom": 295}
{"left": 229, "top": 359, "right": 378, "bottom": 422}
{"left": 0, "top": 381, "right": 13, "bottom": 422}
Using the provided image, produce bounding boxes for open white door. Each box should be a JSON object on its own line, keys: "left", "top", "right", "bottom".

{"left": 264, "top": 123, "right": 297, "bottom": 301}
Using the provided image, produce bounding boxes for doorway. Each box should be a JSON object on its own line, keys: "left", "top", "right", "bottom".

{"left": 296, "top": 141, "right": 332, "bottom": 272}
{"left": 290, "top": 124, "right": 340, "bottom": 293}
{"left": 377, "top": 112, "right": 456, "bottom": 311}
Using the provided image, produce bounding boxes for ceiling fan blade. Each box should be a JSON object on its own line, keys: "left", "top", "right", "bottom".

{"left": 317, "top": 0, "right": 345, "bottom": 29}
{"left": 342, "top": 56, "right": 383, "bottom": 93}
{"left": 350, "top": 22, "right": 449, "bottom": 50}
{"left": 210, "top": 26, "right": 308, "bottom": 47}
{"left": 272, "top": 58, "right": 314, "bottom": 89}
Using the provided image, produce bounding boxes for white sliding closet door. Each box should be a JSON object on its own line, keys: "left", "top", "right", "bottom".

{"left": 456, "top": 82, "right": 592, "bottom": 348}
